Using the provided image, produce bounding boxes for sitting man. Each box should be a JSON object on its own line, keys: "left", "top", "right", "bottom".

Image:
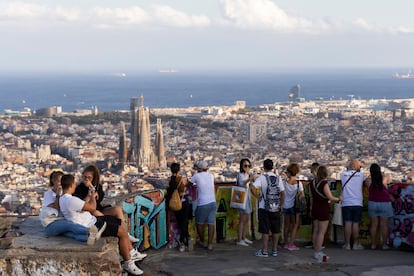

{"left": 59, "top": 174, "right": 144, "bottom": 275}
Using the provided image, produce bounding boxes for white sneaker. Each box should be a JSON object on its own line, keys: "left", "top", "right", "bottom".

{"left": 129, "top": 233, "right": 139, "bottom": 243}
{"left": 244, "top": 238, "right": 253, "bottom": 244}
{"left": 130, "top": 249, "right": 147, "bottom": 261}
{"left": 87, "top": 222, "right": 107, "bottom": 245}
{"left": 236, "top": 240, "right": 249, "bottom": 246}
{"left": 353, "top": 243, "right": 364, "bottom": 250}
{"left": 122, "top": 260, "right": 143, "bottom": 275}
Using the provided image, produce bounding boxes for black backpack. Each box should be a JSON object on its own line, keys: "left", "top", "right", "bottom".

{"left": 263, "top": 174, "right": 281, "bottom": 212}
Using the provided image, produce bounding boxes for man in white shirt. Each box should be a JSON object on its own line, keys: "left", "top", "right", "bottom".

{"left": 59, "top": 174, "right": 144, "bottom": 275}
{"left": 340, "top": 160, "right": 366, "bottom": 250}
{"left": 190, "top": 160, "right": 216, "bottom": 250}
{"left": 250, "top": 159, "right": 285, "bottom": 257}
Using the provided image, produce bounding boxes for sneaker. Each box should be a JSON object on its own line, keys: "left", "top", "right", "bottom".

{"left": 122, "top": 260, "right": 143, "bottom": 275}
{"left": 130, "top": 249, "right": 147, "bottom": 261}
{"left": 353, "top": 243, "right": 364, "bottom": 250}
{"left": 313, "top": 251, "right": 329, "bottom": 261}
{"left": 283, "top": 243, "right": 290, "bottom": 249}
{"left": 179, "top": 244, "right": 186, "bottom": 252}
{"left": 382, "top": 245, "right": 390, "bottom": 250}
{"left": 87, "top": 225, "right": 98, "bottom": 245}
{"left": 236, "top": 240, "right": 249, "bottom": 247}
{"left": 255, "top": 249, "right": 269, "bottom": 257}
{"left": 244, "top": 238, "right": 253, "bottom": 244}
{"left": 129, "top": 233, "right": 139, "bottom": 243}
{"left": 342, "top": 244, "right": 351, "bottom": 250}
{"left": 271, "top": 250, "right": 278, "bottom": 257}
{"left": 288, "top": 244, "right": 300, "bottom": 251}
{"left": 207, "top": 244, "right": 213, "bottom": 251}
{"left": 87, "top": 221, "right": 107, "bottom": 245}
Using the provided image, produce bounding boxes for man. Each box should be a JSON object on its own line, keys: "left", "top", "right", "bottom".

{"left": 190, "top": 160, "right": 216, "bottom": 250}
{"left": 250, "top": 159, "right": 285, "bottom": 257}
{"left": 340, "top": 160, "right": 366, "bottom": 250}
{"left": 59, "top": 174, "right": 144, "bottom": 275}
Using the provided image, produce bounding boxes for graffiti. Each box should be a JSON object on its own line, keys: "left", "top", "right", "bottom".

{"left": 123, "top": 190, "right": 168, "bottom": 250}
{"left": 388, "top": 183, "right": 414, "bottom": 250}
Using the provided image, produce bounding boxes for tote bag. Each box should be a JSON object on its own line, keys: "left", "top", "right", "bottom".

{"left": 230, "top": 186, "right": 248, "bottom": 210}
{"left": 332, "top": 202, "right": 343, "bottom": 226}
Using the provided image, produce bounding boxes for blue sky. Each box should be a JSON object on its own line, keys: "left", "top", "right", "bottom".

{"left": 1, "top": 0, "right": 414, "bottom": 73}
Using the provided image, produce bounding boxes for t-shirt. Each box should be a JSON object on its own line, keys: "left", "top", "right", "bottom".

{"left": 190, "top": 171, "right": 216, "bottom": 206}
{"left": 43, "top": 189, "right": 58, "bottom": 208}
{"left": 252, "top": 172, "right": 285, "bottom": 210}
{"left": 340, "top": 170, "right": 365, "bottom": 207}
{"left": 59, "top": 194, "right": 96, "bottom": 228}
{"left": 283, "top": 181, "right": 304, "bottom": 209}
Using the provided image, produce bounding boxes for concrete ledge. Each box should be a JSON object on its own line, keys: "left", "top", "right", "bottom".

{"left": 0, "top": 216, "right": 122, "bottom": 275}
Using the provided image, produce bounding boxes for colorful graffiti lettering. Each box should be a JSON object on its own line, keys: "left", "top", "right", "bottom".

{"left": 123, "top": 190, "right": 167, "bottom": 250}
{"left": 388, "top": 183, "right": 414, "bottom": 250}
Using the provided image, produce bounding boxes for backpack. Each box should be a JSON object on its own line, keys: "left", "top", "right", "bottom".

{"left": 263, "top": 174, "right": 281, "bottom": 212}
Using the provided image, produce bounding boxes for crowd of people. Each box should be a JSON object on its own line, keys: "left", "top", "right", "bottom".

{"left": 40, "top": 165, "right": 146, "bottom": 275}
{"left": 39, "top": 157, "right": 395, "bottom": 272}
{"left": 166, "top": 158, "right": 395, "bottom": 262}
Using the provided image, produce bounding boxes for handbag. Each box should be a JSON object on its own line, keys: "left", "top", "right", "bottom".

{"left": 230, "top": 186, "right": 248, "bottom": 210}
{"left": 169, "top": 179, "right": 183, "bottom": 211}
{"left": 332, "top": 170, "right": 358, "bottom": 226}
{"left": 332, "top": 202, "right": 343, "bottom": 226}
{"left": 294, "top": 183, "right": 307, "bottom": 213}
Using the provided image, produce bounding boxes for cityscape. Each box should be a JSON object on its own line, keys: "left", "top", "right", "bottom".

{"left": 1, "top": 94, "right": 414, "bottom": 217}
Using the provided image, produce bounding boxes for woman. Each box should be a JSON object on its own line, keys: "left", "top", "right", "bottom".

{"left": 282, "top": 163, "right": 304, "bottom": 251}
{"left": 166, "top": 162, "right": 192, "bottom": 252}
{"left": 235, "top": 158, "right": 254, "bottom": 246}
{"left": 74, "top": 164, "right": 146, "bottom": 259}
{"left": 41, "top": 170, "right": 101, "bottom": 244}
{"left": 366, "top": 163, "right": 393, "bottom": 250}
{"left": 309, "top": 165, "right": 341, "bottom": 261}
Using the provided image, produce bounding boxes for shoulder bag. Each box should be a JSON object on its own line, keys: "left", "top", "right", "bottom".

{"left": 169, "top": 179, "right": 184, "bottom": 211}
{"left": 294, "top": 182, "right": 307, "bottom": 213}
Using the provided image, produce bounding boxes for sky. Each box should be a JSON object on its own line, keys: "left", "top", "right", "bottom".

{"left": 1, "top": 0, "right": 414, "bottom": 73}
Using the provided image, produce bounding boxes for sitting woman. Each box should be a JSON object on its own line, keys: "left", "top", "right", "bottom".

{"left": 41, "top": 170, "right": 104, "bottom": 245}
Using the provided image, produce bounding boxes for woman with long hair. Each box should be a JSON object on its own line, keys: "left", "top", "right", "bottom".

{"left": 309, "top": 165, "right": 341, "bottom": 261}
{"left": 235, "top": 158, "right": 254, "bottom": 246}
{"left": 366, "top": 163, "right": 393, "bottom": 250}
{"left": 166, "top": 162, "right": 192, "bottom": 252}
{"left": 282, "top": 163, "right": 304, "bottom": 251}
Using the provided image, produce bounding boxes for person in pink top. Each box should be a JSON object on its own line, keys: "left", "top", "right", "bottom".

{"left": 366, "top": 163, "right": 393, "bottom": 250}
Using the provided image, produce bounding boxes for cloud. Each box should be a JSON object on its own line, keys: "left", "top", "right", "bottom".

{"left": 0, "top": 2, "right": 79, "bottom": 22}
{"left": 152, "top": 5, "right": 210, "bottom": 28}
{"left": 220, "top": 0, "right": 313, "bottom": 32}
{"left": 93, "top": 6, "right": 150, "bottom": 27}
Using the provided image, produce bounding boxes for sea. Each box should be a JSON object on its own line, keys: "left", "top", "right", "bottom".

{"left": 0, "top": 68, "right": 413, "bottom": 113}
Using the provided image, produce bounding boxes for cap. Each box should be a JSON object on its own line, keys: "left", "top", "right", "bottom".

{"left": 194, "top": 160, "right": 208, "bottom": 170}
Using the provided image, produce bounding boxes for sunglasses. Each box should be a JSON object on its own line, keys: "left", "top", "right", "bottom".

{"left": 244, "top": 164, "right": 252, "bottom": 168}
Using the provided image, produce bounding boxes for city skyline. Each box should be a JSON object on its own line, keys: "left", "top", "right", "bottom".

{"left": 1, "top": 0, "right": 414, "bottom": 73}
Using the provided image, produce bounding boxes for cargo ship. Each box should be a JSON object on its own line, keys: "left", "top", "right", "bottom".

{"left": 393, "top": 71, "right": 414, "bottom": 79}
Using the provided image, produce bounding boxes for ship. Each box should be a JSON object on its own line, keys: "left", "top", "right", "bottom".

{"left": 393, "top": 71, "right": 414, "bottom": 79}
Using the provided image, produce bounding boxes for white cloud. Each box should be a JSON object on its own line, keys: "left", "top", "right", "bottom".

{"left": 0, "top": 2, "right": 79, "bottom": 22}
{"left": 93, "top": 6, "right": 150, "bottom": 27}
{"left": 152, "top": 5, "right": 210, "bottom": 28}
{"left": 220, "top": 0, "right": 313, "bottom": 32}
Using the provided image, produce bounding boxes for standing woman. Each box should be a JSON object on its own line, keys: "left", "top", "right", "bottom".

{"left": 366, "top": 163, "right": 393, "bottom": 250}
{"left": 282, "top": 163, "right": 304, "bottom": 251}
{"left": 166, "top": 163, "right": 192, "bottom": 252}
{"left": 236, "top": 158, "right": 254, "bottom": 246}
{"left": 309, "top": 165, "right": 341, "bottom": 261}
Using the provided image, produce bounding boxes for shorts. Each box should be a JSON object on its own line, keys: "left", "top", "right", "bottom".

{"left": 258, "top": 208, "right": 281, "bottom": 234}
{"left": 96, "top": 215, "right": 121, "bottom": 237}
{"left": 368, "top": 201, "right": 394, "bottom": 217}
{"left": 342, "top": 206, "right": 362, "bottom": 223}
{"left": 195, "top": 202, "right": 216, "bottom": 225}
{"left": 283, "top": 207, "right": 298, "bottom": 216}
